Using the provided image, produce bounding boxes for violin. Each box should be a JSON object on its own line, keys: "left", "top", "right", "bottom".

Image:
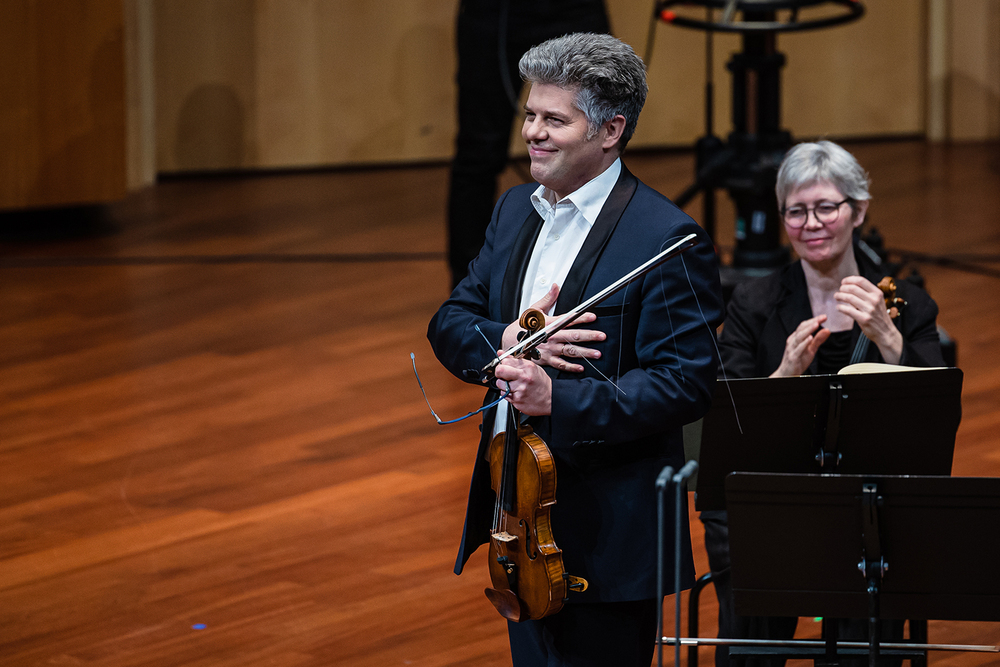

{"left": 484, "top": 308, "right": 586, "bottom": 622}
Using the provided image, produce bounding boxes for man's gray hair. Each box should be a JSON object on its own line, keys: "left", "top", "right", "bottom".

{"left": 776, "top": 141, "right": 872, "bottom": 213}
{"left": 519, "top": 33, "right": 647, "bottom": 151}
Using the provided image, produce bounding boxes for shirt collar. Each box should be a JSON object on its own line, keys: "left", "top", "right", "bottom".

{"left": 530, "top": 158, "right": 622, "bottom": 224}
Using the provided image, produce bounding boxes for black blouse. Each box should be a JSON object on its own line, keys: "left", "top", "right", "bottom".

{"left": 815, "top": 328, "right": 854, "bottom": 375}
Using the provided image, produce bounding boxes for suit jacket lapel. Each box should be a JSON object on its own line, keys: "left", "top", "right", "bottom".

{"left": 556, "top": 165, "right": 638, "bottom": 314}
{"left": 500, "top": 209, "right": 544, "bottom": 321}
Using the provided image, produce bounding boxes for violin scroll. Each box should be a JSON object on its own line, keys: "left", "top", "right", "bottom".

{"left": 519, "top": 308, "right": 546, "bottom": 334}
{"left": 516, "top": 309, "right": 546, "bottom": 361}
{"left": 480, "top": 308, "right": 550, "bottom": 382}
{"left": 876, "top": 276, "right": 906, "bottom": 319}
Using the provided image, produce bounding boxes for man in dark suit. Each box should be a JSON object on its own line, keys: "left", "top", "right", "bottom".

{"left": 428, "top": 33, "right": 724, "bottom": 666}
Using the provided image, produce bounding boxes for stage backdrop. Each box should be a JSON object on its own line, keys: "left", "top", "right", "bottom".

{"left": 1, "top": 0, "right": 997, "bottom": 210}
{"left": 152, "top": 0, "right": 930, "bottom": 174}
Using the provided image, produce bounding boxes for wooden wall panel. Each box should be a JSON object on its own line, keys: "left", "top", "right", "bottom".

{"left": 611, "top": 1, "right": 924, "bottom": 148}
{"left": 154, "top": 0, "right": 457, "bottom": 172}
{"left": 780, "top": 4, "right": 924, "bottom": 137}
{"left": 949, "top": 0, "right": 1000, "bottom": 140}
{"left": 0, "top": 0, "right": 127, "bottom": 210}
{"left": 124, "top": 0, "right": 157, "bottom": 190}
{"left": 154, "top": 0, "right": 258, "bottom": 172}
{"left": 153, "top": 0, "right": 928, "bottom": 173}
{"left": 8, "top": 1, "right": 996, "bottom": 182}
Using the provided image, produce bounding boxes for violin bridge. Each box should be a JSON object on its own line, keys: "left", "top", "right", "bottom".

{"left": 491, "top": 531, "right": 518, "bottom": 545}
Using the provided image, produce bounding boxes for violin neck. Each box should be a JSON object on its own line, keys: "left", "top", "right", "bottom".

{"left": 500, "top": 406, "right": 521, "bottom": 513}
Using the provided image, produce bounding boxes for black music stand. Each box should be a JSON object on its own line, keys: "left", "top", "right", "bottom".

{"left": 725, "top": 472, "right": 1000, "bottom": 665}
{"left": 694, "top": 368, "right": 962, "bottom": 512}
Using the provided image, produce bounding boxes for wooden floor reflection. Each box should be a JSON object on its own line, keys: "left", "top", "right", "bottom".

{"left": 1, "top": 140, "right": 999, "bottom": 666}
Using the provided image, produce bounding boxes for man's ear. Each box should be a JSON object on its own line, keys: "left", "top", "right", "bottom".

{"left": 601, "top": 115, "right": 627, "bottom": 151}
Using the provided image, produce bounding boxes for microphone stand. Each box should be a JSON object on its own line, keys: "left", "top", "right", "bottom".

{"left": 657, "top": 460, "right": 699, "bottom": 667}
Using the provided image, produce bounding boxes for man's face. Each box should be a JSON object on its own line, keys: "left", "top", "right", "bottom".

{"left": 521, "top": 83, "right": 611, "bottom": 201}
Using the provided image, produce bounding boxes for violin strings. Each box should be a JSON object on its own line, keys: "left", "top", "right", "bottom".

{"left": 658, "top": 239, "right": 687, "bottom": 385}
{"left": 615, "top": 282, "right": 627, "bottom": 403}
{"left": 493, "top": 479, "right": 502, "bottom": 540}
{"left": 678, "top": 253, "right": 743, "bottom": 436}
{"left": 583, "top": 356, "right": 626, "bottom": 396}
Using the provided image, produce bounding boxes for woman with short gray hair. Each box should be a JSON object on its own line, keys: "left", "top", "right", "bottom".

{"left": 776, "top": 140, "right": 871, "bottom": 220}
{"left": 721, "top": 140, "right": 943, "bottom": 378}
{"left": 704, "top": 141, "right": 945, "bottom": 667}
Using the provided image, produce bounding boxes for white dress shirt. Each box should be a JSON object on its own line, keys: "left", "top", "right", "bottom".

{"left": 494, "top": 158, "right": 622, "bottom": 437}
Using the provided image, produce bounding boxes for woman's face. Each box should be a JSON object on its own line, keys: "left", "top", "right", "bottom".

{"left": 783, "top": 180, "right": 867, "bottom": 270}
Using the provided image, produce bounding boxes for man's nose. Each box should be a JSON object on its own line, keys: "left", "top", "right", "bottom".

{"left": 523, "top": 118, "right": 545, "bottom": 141}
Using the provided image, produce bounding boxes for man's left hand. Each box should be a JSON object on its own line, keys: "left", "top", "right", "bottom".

{"left": 501, "top": 283, "right": 605, "bottom": 373}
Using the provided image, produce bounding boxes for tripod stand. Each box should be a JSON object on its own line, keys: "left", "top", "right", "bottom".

{"left": 657, "top": 1, "right": 865, "bottom": 272}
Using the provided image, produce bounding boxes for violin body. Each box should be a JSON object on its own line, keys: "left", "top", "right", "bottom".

{"left": 484, "top": 422, "right": 567, "bottom": 621}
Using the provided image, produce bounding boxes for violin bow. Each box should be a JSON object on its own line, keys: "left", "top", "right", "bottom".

{"left": 479, "top": 233, "right": 699, "bottom": 382}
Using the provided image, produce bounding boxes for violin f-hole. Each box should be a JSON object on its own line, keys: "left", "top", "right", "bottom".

{"left": 519, "top": 518, "right": 538, "bottom": 560}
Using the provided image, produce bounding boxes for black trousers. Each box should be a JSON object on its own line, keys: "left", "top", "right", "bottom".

{"left": 507, "top": 599, "right": 659, "bottom": 667}
{"left": 447, "top": 0, "right": 609, "bottom": 286}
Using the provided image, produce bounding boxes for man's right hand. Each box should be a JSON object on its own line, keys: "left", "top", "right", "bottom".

{"left": 501, "top": 283, "right": 606, "bottom": 374}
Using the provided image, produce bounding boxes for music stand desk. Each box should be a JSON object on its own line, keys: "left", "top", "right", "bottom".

{"left": 695, "top": 368, "right": 962, "bottom": 512}
{"left": 726, "top": 472, "right": 1000, "bottom": 663}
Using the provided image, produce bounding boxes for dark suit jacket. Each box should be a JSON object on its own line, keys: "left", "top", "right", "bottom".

{"left": 718, "top": 245, "right": 944, "bottom": 378}
{"left": 427, "top": 165, "right": 724, "bottom": 602}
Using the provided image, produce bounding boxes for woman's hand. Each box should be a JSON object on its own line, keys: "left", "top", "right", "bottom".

{"left": 835, "top": 276, "right": 903, "bottom": 364}
{"left": 771, "top": 315, "right": 831, "bottom": 377}
{"left": 501, "top": 283, "right": 606, "bottom": 373}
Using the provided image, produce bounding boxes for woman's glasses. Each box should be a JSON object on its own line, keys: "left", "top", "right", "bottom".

{"left": 782, "top": 198, "right": 850, "bottom": 228}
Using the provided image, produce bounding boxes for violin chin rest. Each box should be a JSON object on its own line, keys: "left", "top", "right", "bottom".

{"left": 485, "top": 587, "right": 524, "bottom": 622}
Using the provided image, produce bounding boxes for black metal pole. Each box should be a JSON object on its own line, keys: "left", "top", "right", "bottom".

{"left": 656, "top": 466, "right": 674, "bottom": 667}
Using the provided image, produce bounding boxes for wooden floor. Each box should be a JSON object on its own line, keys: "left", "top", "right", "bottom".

{"left": 1, "top": 140, "right": 999, "bottom": 666}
